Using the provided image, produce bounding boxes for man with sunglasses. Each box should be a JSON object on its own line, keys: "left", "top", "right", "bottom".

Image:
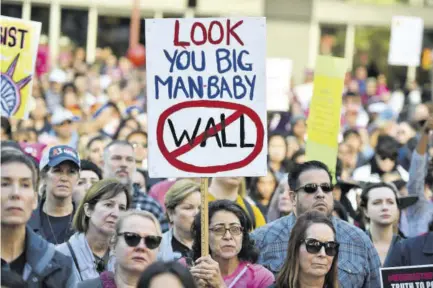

{"left": 251, "top": 160, "right": 381, "bottom": 288}
{"left": 405, "top": 116, "right": 433, "bottom": 237}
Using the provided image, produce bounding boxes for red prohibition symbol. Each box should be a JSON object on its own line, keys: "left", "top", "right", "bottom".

{"left": 156, "top": 100, "right": 264, "bottom": 173}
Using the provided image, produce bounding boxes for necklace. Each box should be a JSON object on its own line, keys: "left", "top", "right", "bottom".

{"left": 45, "top": 206, "right": 73, "bottom": 245}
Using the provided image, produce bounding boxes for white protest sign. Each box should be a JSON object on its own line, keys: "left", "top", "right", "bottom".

{"left": 388, "top": 16, "right": 424, "bottom": 67}
{"left": 146, "top": 18, "right": 267, "bottom": 178}
{"left": 266, "top": 58, "right": 292, "bottom": 111}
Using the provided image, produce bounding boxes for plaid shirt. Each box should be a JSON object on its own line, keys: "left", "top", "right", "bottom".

{"left": 251, "top": 213, "right": 381, "bottom": 288}
{"left": 131, "top": 186, "right": 169, "bottom": 233}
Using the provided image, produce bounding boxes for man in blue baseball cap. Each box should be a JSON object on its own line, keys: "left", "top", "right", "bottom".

{"left": 28, "top": 145, "right": 81, "bottom": 244}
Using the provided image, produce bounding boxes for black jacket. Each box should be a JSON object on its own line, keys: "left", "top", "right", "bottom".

{"left": 1, "top": 226, "right": 77, "bottom": 288}
{"left": 384, "top": 232, "right": 433, "bottom": 267}
{"left": 28, "top": 198, "right": 75, "bottom": 243}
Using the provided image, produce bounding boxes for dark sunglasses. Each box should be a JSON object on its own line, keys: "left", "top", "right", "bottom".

{"left": 118, "top": 232, "right": 162, "bottom": 249}
{"left": 295, "top": 183, "right": 333, "bottom": 193}
{"left": 301, "top": 238, "right": 339, "bottom": 256}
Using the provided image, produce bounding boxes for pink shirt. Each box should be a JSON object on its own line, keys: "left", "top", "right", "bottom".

{"left": 223, "top": 262, "right": 275, "bottom": 288}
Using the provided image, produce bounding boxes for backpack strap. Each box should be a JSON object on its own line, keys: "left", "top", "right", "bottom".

{"left": 243, "top": 198, "right": 256, "bottom": 229}
{"left": 67, "top": 241, "right": 83, "bottom": 282}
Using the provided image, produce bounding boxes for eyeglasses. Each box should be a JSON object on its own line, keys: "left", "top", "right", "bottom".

{"left": 294, "top": 183, "right": 333, "bottom": 194}
{"left": 131, "top": 142, "right": 148, "bottom": 149}
{"left": 301, "top": 238, "right": 339, "bottom": 256}
{"left": 118, "top": 232, "right": 162, "bottom": 249}
{"left": 209, "top": 225, "right": 243, "bottom": 236}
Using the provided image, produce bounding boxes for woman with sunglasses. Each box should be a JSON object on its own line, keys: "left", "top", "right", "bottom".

{"left": 273, "top": 210, "right": 339, "bottom": 288}
{"left": 56, "top": 179, "right": 131, "bottom": 282}
{"left": 77, "top": 210, "right": 162, "bottom": 288}
{"left": 190, "top": 200, "right": 274, "bottom": 288}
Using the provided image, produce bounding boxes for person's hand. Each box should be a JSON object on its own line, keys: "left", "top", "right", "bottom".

{"left": 423, "top": 116, "right": 433, "bottom": 134}
{"left": 190, "top": 255, "right": 227, "bottom": 288}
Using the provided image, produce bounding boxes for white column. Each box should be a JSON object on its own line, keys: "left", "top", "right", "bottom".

{"left": 184, "top": 8, "right": 194, "bottom": 18}
{"left": 307, "top": 21, "right": 320, "bottom": 69}
{"left": 407, "top": 66, "right": 417, "bottom": 83}
{"left": 22, "top": 0, "right": 31, "bottom": 20}
{"left": 153, "top": 11, "right": 163, "bottom": 18}
{"left": 344, "top": 24, "right": 355, "bottom": 72}
{"left": 49, "top": 0, "right": 61, "bottom": 67}
{"left": 86, "top": 6, "right": 98, "bottom": 64}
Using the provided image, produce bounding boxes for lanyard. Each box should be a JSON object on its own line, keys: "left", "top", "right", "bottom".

{"left": 228, "top": 264, "right": 250, "bottom": 288}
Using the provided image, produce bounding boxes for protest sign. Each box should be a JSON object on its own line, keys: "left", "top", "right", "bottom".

{"left": 388, "top": 16, "right": 424, "bottom": 67}
{"left": 266, "top": 58, "right": 292, "bottom": 111}
{"left": 146, "top": 18, "right": 267, "bottom": 178}
{"left": 305, "top": 55, "right": 347, "bottom": 180}
{"left": 1, "top": 16, "right": 41, "bottom": 119}
{"left": 380, "top": 264, "right": 433, "bottom": 288}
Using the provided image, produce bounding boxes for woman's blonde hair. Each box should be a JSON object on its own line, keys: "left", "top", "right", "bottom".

{"left": 165, "top": 179, "right": 200, "bottom": 223}
{"left": 73, "top": 178, "right": 131, "bottom": 233}
{"left": 111, "top": 210, "right": 162, "bottom": 247}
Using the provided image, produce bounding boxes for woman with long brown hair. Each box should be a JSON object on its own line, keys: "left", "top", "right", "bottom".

{"left": 273, "top": 211, "right": 340, "bottom": 288}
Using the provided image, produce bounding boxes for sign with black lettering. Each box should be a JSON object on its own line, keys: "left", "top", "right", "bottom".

{"left": 146, "top": 18, "right": 267, "bottom": 177}
{"left": 380, "top": 265, "right": 433, "bottom": 288}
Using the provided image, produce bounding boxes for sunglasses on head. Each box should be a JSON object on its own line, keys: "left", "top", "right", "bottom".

{"left": 301, "top": 238, "right": 339, "bottom": 256}
{"left": 295, "top": 183, "right": 333, "bottom": 194}
{"left": 378, "top": 154, "right": 397, "bottom": 161}
{"left": 118, "top": 232, "right": 162, "bottom": 249}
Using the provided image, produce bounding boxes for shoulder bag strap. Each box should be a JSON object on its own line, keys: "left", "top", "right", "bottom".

{"left": 67, "top": 241, "right": 83, "bottom": 282}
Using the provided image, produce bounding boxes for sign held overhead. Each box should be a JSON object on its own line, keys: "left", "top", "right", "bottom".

{"left": 146, "top": 17, "right": 267, "bottom": 178}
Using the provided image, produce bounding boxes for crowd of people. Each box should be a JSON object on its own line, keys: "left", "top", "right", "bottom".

{"left": 1, "top": 45, "right": 433, "bottom": 288}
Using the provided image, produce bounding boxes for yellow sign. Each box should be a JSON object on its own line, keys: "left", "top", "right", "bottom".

{"left": 306, "top": 56, "right": 347, "bottom": 181}
{"left": 1, "top": 16, "right": 41, "bottom": 119}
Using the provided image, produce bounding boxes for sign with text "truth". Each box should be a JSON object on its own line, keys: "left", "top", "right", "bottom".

{"left": 146, "top": 18, "right": 267, "bottom": 178}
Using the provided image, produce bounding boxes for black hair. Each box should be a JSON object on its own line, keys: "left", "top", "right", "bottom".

{"left": 126, "top": 130, "right": 148, "bottom": 142}
{"left": 248, "top": 169, "right": 278, "bottom": 202}
{"left": 137, "top": 261, "right": 197, "bottom": 288}
{"left": 425, "top": 158, "right": 433, "bottom": 189}
{"left": 291, "top": 148, "right": 305, "bottom": 163}
{"left": 113, "top": 117, "right": 141, "bottom": 140}
{"left": 191, "top": 200, "right": 259, "bottom": 263}
{"left": 375, "top": 135, "right": 400, "bottom": 156}
{"left": 333, "top": 201, "right": 348, "bottom": 222}
{"left": 288, "top": 161, "right": 332, "bottom": 191}
{"left": 343, "top": 129, "right": 361, "bottom": 141}
{"left": 86, "top": 135, "right": 108, "bottom": 150}
{"left": 1, "top": 150, "right": 38, "bottom": 190}
{"left": 1, "top": 268, "right": 28, "bottom": 288}
{"left": 80, "top": 160, "right": 103, "bottom": 180}
{"left": 134, "top": 168, "right": 149, "bottom": 191}
{"left": 1, "top": 116, "right": 12, "bottom": 140}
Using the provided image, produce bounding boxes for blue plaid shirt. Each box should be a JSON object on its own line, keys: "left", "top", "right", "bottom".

{"left": 251, "top": 213, "right": 381, "bottom": 288}
{"left": 131, "top": 186, "right": 169, "bottom": 233}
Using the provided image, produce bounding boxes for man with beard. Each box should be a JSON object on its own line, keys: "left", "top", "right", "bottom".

{"left": 103, "top": 140, "right": 168, "bottom": 232}
{"left": 251, "top": 161, "right": 381, "bottom": 288}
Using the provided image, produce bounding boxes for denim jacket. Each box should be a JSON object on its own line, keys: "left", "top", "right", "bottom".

{"left": 251, "top": 213, "right": 381, "bottom": 288}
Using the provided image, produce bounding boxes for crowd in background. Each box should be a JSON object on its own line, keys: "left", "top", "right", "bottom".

{"left": 1, "top": 44, "right": 433, "bottom": 288}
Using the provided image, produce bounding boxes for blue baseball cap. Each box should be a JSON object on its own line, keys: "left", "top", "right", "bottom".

{"left": 39, "top": 145, "right": 81, "bottom": 171}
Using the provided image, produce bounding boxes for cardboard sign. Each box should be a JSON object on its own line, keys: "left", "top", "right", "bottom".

{"left": 0, "top": 16, "right": 41, "bottom": 119}
{"left": 388, "top": 16, "right": 424, "bottom": 67}
{"left": 380, "top": 265, "right": 433, "bottom": 288}
{"left": 266, "top": 58, "right": 292, "bottom": 111}
{"left": 146, "top": 18, "right": 267, "bottom": 178}
{"left": 305, "top": 56, "right": 347, "bottom": 180}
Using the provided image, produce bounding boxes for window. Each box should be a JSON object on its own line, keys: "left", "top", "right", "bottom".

{"left": 31, "top": 5, "right": 50, "bottom": 36}
{"left": 61, "top": 8, "right": 88, "bottom": 48}
{"left": 1, "top": 3, "right": 22, "bottom": 18}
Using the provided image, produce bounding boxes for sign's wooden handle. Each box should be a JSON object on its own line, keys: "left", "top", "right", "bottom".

{"left": 200, "top": 178, "right": 209, "bottom": 257}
